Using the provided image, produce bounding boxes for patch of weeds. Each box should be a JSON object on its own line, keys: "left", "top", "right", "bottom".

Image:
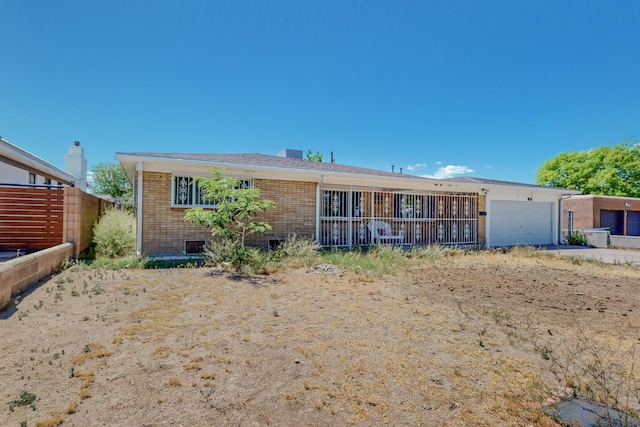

{"left": 9, "top": 390, "right": 37, "bottom": 411}
{"left": 272, "top": 308, "right": 279, "bottom": 317}
{"left": 18, "top": 310, "right": 29, "bottom": 320}
{"left": 91, "top": 284, "right": 105, "bottom": 295}
{"left": 34, "top": 300, "right": 43, "bottom": 310}
{"left": 70, "top": 288, "right": 80, "bottom": 297}
{"left": 54, "top": 292, "right": 63, "bottom": 302}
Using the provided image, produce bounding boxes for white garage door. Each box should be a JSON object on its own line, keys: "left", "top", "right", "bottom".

{"left": 490, "top": 201, "right": 553, "bottom": 246}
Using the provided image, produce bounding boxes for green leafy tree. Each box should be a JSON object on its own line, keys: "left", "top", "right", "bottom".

{"left": 305, "top": 150, "right": 323, "bottom": 162}
{"left": 536, "top": 140, "right": 640, "bottom": 197}
{"left": 91, "top": 163, "right": 133, "bottom": 208}
{"left": 183, "top": 167, "right": 276, "bottom": 252}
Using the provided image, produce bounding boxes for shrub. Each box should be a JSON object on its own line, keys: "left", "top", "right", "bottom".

{"left": 274, "top": 234, "right": 320, "bottom": 259}
{"left": 565, "top": 231, "right": 588, "bottom": 246}
{"left": 92, "top": 208, "right": 136, "bottom": 258}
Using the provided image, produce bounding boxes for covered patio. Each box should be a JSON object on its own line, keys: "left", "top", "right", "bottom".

{"left": 318, "top": 186, "right": 478, "bottom": 247}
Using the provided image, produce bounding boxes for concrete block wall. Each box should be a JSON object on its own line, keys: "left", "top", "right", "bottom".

{"left": 140, "top": 172, "right": 317, "bottom": 255}
{"left": 0, "top": 243, "right": 73, "bottom": 310}
{"left": 63, "top": 188, "right": 112, "bottom": 258}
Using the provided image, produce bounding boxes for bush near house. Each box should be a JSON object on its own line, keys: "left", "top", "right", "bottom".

{"left": 92, "top": 208, "right": 136, "bottom": 258}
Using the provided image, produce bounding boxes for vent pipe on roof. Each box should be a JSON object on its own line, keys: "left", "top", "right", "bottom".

{"left": 391, "top": 165, "right": 395, "bottom": 173}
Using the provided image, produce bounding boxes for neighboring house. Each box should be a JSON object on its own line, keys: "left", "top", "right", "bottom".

{"left": 563, "top": 194, "right": 640, "bottom": 236}
{"left": 115, "top": 149, "right": 578, "bottom": 256}
{"left": 0, "top": 137, "right": 87, "bottom": 189}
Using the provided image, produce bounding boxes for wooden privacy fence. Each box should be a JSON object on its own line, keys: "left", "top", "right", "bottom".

{"left": 0, "top": 186, "right": 113, "bottom": 258}
{"left": 0, "top": 187, "right": 64, "bottom": 250}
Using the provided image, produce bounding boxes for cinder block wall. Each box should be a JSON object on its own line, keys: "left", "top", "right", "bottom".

{"left": 140, "top": 173, "right": 317, "bottom": 255}
{"left": 0, "top": 243, "right": 73, "bottom": 310}
{"left": 63, "top": 188, "right": 112, "bottom": 258}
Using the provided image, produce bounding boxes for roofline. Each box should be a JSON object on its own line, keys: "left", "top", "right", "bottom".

{"left": 0, "top": 137, "right": 78, "bottom": 184}
{"left": 115, "top": 152, "right": 578, "bottom": 195}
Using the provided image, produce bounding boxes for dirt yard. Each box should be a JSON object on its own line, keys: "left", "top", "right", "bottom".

{"left": 1, "top": 250, "right": 640, "bottom": 426}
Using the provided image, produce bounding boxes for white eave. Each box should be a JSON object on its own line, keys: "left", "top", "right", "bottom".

{"left": 0, "top": 137, "right": 78, "bottom": 184}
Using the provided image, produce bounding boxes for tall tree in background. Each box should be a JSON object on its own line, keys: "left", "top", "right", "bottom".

{"left": 305, "top": 150, "right": 323, "bottom": 162}
{"left": 91, "top": 163, "right": 133, "bottom": 209}
{"left": 536, "top": 140, "right": 640, "bottom": 197}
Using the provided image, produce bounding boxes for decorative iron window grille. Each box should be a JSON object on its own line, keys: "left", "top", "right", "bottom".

{"left": 319, "top": 188, "right": 478, "bottom": 247}
{"left": 171, "top": 175, "right": 252, "bottom": 208}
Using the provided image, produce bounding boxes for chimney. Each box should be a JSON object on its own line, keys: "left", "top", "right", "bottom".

{"left": 65, "top": 141, "right": 88, "bottom": 191}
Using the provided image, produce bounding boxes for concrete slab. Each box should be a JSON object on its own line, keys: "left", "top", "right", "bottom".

{"left": 546, "top": 246, "right": 640, "bottom": 265}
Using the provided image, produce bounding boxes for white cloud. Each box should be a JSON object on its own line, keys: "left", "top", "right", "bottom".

{"left": 406, "top": 163, "right": 427, "bottom": 171}
{"left": 422, "top": 165, "right": 474, "bottom": 179}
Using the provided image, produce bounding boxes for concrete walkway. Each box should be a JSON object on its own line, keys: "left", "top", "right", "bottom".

{"left": 546, "top": 245, "right": 640, "bottom": 265}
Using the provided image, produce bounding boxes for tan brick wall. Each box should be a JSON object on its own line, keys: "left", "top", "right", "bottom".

{"left": 246, "top": 179, "right": 316, "bottom": 247}
{"left": 477, "top": 195, "right": 486, "bottom": 246}
{"left": 140, "top": 173, "right": 317, "bottom": 255}
{"left": 140, "top": 172, "right": 213, "bottom": 255}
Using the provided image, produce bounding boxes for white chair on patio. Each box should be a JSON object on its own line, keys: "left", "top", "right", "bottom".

{"left": 368, "top": 220, "right": 404, "bottom": 245}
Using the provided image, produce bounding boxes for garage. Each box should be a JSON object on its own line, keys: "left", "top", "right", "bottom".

{"left": 489, "top": 201, "right": 553, "bottom": 246}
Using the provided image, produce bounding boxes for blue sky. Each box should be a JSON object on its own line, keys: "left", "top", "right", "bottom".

{"left": 2, "top": 0, "right": 639, "bottom": 184}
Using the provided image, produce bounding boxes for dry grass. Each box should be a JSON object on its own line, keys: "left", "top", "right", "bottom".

{"left": 2, "top": 248, "right": 640, "bottom": 426}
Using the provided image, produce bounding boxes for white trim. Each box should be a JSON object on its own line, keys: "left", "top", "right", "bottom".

{"left": 136, "top": 161, "right": 143, "bottom": 256}
{"left": 0, "top": 138, "right": 78, "bottom": 184}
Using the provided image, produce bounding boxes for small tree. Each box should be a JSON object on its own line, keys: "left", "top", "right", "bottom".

{"left": 183, "top": 168, "right": 275, "bottom": 264}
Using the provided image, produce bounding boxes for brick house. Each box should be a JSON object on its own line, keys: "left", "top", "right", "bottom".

{"left": 562, "top": 194, "right": 640, "bottom": 236}
{"left": 115, "top": 150, "right": 578, "bottom": 256}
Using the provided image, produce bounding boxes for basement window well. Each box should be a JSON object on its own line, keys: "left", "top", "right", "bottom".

{"left": 185, "top": 240, "right": 205, "bottom": 254}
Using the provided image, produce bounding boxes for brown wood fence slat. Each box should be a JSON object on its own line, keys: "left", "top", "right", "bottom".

{"left": 0, "top": 187, "right": 64, "bottom": 250}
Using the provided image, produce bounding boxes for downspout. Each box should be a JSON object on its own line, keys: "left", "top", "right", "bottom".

{"left": 315, "top": 175, "right": 326, "bottom": 244}
{"left": 136, "top": 161, "right": 143, "bottom": 256}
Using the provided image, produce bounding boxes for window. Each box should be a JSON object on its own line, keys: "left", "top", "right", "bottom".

{"left": 29, "top": 173, "right": 36, "bottom": 188}
{"left": 44, "top": 178, "right": 51, "bottom": 186}
{"left": 172, "top": 175, "right": 253, "bottom": 207}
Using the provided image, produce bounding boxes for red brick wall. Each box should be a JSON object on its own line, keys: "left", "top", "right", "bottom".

{"left": 563, "top": 195, "right": 639, "bottom": 230}
{"left": 562, "top": 195, "right": 597, "bottom": 230}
